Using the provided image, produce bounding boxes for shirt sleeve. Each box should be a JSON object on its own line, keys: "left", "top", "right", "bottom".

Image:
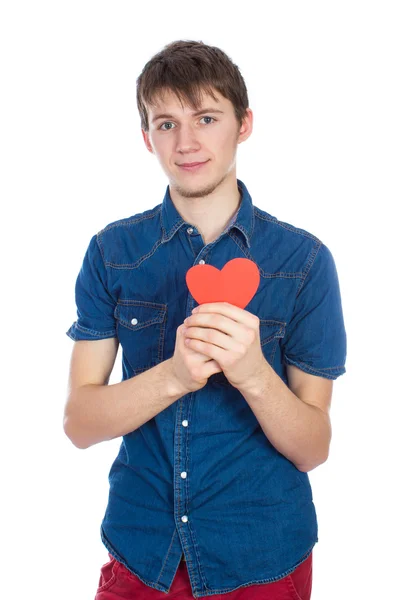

{"left": 282, "top": 242, "right": 347, "bottom": 380}
{"left": 66, "top": 233, "right": 117, "bottom": 341}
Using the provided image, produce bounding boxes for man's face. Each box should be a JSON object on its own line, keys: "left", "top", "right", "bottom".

{"left": 142, "top": 88, "right": 252, "bottom": 199}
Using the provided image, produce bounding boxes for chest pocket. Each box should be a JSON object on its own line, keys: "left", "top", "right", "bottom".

{"left": 114, "top": 300, "right": 167, "bottom": 374}
{"left": 209, "top": 317, "right": 286, "bottom": 387}
{"left": 259, "top": 318, "right": 286, "bottom": 365}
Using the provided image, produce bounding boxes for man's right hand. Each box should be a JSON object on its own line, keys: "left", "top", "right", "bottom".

{"left": 169, "top": 323, "right": 223, "bottom": 394}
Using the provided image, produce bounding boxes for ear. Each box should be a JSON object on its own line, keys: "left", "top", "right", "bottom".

{"left": 141, "top": 129, "right": 154, "bottom": 154}
{"left": 237, "top": 108, "right": 253, "bottom": 144}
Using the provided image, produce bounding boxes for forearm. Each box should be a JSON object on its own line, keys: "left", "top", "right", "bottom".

{"left": 64, "top": 358, "right": 188, "bottom": 449}
{"left": 238, "top": 362, "right": 331, "bottom": 472}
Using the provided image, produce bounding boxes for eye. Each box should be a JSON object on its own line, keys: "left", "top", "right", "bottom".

{"left": 158, "top": 116, "right": 216, "bottom": 131}
{"left": 159, "top": 122, "right": 174, "bottom": 131}
{"left": 201, "top": 116, "right": 215, "bottom": 125}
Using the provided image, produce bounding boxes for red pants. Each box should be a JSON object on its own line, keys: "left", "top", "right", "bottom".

{"left": 95, "top": 552, "right": 312, "bottom": 599}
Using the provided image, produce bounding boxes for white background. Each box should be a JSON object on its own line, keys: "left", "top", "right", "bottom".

{"left": 1, "top": 1, "right": 399, "bottom": 598}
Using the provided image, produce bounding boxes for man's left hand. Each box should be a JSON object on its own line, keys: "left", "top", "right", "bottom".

{"left": 182, "top": 302, "right": 267, "bottom": 389}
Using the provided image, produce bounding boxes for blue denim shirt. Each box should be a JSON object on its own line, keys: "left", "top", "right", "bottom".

{"left": 66, "top": 179, "right": 346, "bottom": 597}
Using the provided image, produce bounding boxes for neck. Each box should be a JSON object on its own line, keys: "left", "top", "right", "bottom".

{"left": 169, "top": 174, "right": 242, "bottom": 246}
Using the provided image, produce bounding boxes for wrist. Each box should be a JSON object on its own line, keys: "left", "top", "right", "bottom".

{"left": 164, "top": 358, "right": 190, "bottom": 399}
{"left": 235, "top": 360, "right": 270, "bottom": 397}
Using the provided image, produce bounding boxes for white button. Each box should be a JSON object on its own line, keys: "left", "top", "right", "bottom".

{"left": 181, "top": 515, "right": 188, "bottom": 523}
{"left": 199, "top": 260, "right": 205, "bottom": 264}
{"left": 187, "top": 227, "right": 194, "bottom": 234}
{"left": 181, "top": 471, "right": 187, "bottom": 479}
{"left": 182, "top": 420, "right": 188, "bottom": 427}
{"left": 131, "top": 318, "right": 138, "bottom": 325}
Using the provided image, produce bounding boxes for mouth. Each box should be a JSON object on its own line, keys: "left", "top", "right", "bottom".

{"left": 178, "top": 160, "right": 209, "bottom": 172}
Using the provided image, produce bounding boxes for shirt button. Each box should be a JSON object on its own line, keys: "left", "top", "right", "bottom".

{"left": 181, "top": 515, "right": 188, "bottom": 523}
{"left": 182, "top": 420, "right": 188, "bottom": 427}
{"left": 130, "top": 318, "right": 138, "bottom": 325}
{"left": 199, "top": 260, "right": 205, "bottom": 264}
{"left": 187, "top": 227, "right": 194, "bottom": 234}
{"left": 181, "top": 471, "right": 187, "bottom": 479}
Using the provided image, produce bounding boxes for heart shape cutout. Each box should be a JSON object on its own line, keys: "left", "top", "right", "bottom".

{"left": 186, "top": 258, "right": 260, "bottom": 309}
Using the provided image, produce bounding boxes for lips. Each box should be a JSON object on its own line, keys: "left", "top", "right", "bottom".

{"left": 178, "top": 160, "right": 209, "bottom": 172}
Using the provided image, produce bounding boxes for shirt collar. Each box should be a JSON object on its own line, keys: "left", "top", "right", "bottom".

{"left": 160, "top": 178, "right": 254, "bottom": 248}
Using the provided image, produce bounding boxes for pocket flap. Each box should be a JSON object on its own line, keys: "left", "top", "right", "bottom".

{"left": 259, "top": 318, "right": 286, "bottom": 345}
{"left": 114, "top": 300, "right": 166, "bottom": 332}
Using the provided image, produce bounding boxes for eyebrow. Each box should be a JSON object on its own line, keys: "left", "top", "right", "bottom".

{"left": 151, "top": 108, "right": 225, "bottom": 124}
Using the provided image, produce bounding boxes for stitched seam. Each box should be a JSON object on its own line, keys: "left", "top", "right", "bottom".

{"left": 183, "top": 395, "right": 211, "bottom": 592}
{"left": 284, "top": 357, "right": 345, "bottom": 370}
{"left": 96, "top": 232, "right": 119, "bottom": 313}
{"left": 100, "top": 527, "right": 169, "bottom": 592}
{"left": 296, "top": 241, "right": 322, "bottom": 297}
{"left": 158, "top": 305, "right": 166, "bottom": 362}
{"left": 287, "top": 573, "right": 304, "bottom": 600}
{"left": 116, "top": 299, "right": 167, "bottom": 309}
{"left": 227, "top": 229, "right": 253, "bottom": 259}
{"left": 104, "top": 236, "right": 166, "bottom": 269}
{"left": 269, "top": 338, "right": 280, "bottom": 365}
{"left": 116, "top": 316, "right": 164, "bottom": 331}
{"left": 98, "top": 206, "right": 162, "bottom": 234}
{"left": 254, "top": 208, "right": 322, "bottom": 244}
{"left": 227, "top": 231, "right": 304, "bottom": 280}
{"left": 96, "top": 231, "right": 107, "bottom": 266}
{"left": 99, "top": 531, "right": 316, "bottom": 594}
{"left": 73, "top": 323, "right": 116, "bottom": 337}
{"left": 155, "top": 528, "right": 177, "bottom": 585}
{"left": 186, "top": 544, "right": 316, "bottom": 594}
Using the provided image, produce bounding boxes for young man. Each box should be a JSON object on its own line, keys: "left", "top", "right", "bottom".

{"left": 64, "top": 40, "right": 347, "bottom": 599}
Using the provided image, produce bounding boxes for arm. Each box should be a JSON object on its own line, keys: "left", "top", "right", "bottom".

{"left": 238, "top": 362, "right": 333, "bottom": 472}
{"left": 63, "top": 338, "right": 188, "bottom": 450}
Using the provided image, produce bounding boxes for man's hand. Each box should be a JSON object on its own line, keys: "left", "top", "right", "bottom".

{"left": 182, "top": 302, "right": 267, "bottom": 389}
{"left": 169, "top": 321, "right": 223, "bottom": 396}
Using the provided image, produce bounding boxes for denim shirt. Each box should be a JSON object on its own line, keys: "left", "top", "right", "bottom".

{"left": 66, "top": 179, "right": 346, "bottom": 597}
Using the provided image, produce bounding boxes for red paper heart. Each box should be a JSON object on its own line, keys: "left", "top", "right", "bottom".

{"left": 186, "top": 258, "right": 260, "bottom": 309}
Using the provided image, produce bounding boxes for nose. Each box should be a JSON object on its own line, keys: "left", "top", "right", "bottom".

{"left": 176, "top": 125, "right": 201, "bottom": 153}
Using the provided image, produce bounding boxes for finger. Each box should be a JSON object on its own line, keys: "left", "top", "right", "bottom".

{"left": 204, "top": 359, "right": 222, "bottom": 377}
{"left": 185, "top": 326, "right": 243, "bottom": 353}
{"left": 188, "top": 314, "right": 253, "bottom": 346}
{"left": 184, "top": 337, "right": 228, "bottom": 364}
{"left": 193, "top": 302, "right": 257, "bottom": 328}
{"left": 180, "top": 325, "right": 212, "bottom": 360}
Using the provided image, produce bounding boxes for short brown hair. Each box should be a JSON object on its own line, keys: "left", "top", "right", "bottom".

{"left": 136, "top": 40, "right": 249, "bottom": 132}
